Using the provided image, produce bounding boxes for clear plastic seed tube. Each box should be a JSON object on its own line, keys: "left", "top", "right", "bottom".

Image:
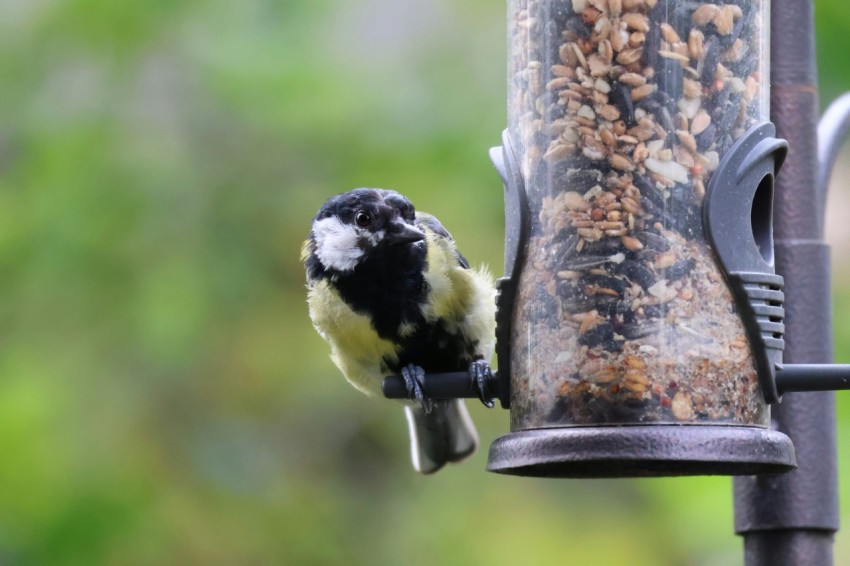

{"left": 508, "top": 0, "right": 770, "bottom": 429}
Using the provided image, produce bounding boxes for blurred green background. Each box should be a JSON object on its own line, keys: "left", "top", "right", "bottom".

{"left": 1, "top": 0, "right": 849, "bottom": 563}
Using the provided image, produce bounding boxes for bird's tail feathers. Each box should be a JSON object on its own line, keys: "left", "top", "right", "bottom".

{"left": 404, "top": 399, "right": 478, "bottom": 474}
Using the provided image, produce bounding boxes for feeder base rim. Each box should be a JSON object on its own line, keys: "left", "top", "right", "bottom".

{"left": 486, "top": 425, "right": 796, "bottom": 478}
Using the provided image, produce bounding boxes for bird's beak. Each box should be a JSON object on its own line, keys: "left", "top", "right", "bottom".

{"left": 385, "top": 221, "right": 425, "bottom": 245}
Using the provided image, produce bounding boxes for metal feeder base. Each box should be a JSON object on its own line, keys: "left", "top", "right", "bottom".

{"left": 486, "top": 425, "right": 796, "bottom": 478}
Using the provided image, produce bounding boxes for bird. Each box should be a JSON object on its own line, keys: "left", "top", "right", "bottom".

{"left": 301, "top": 188, "right": 496, "bottom": 474}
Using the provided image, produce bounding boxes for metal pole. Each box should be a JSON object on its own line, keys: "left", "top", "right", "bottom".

{"left": 733, "top": 1, "right": 840, "bottom": 564}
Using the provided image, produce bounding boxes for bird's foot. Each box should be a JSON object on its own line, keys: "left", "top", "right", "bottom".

{"left": 401, "top": 364, "right": 432, "bottom": 414}
{"left": 469, "top": 360, "right": 495, "bottom": 408}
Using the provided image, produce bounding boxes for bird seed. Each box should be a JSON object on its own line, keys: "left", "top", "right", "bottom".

{"left": 507, "top": 0, "right": 769, "bottom": 429}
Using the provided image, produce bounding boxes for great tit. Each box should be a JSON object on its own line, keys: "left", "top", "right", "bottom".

{"left": 301, "top": 188, "right": 496, "bottom": 474}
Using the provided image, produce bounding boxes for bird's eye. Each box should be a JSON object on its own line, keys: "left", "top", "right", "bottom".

{"left": 355, "top": 211, "right": 371, "bottom": 227}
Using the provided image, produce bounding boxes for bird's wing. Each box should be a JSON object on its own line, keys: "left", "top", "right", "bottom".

{"left": 414, "top": 212, "right": 470, "bottom": 269}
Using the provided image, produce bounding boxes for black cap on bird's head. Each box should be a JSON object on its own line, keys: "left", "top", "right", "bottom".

{"left": 307, "top": 188, "right": 425, "bottom": 273}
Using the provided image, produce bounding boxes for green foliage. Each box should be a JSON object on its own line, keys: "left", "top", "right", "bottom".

{"left": 0, "top": 0, "right": 849, "bottom": 563}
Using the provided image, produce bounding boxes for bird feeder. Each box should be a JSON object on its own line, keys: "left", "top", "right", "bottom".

{"left": 383, "top": 0, "right": 850, "bottom": 479}
{"left": 484, "top": 0, "right": 801, "bottom": 477}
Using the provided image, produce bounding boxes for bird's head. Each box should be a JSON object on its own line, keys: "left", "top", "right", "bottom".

{"left": 306, "top": 188, "right": 425, "bottom": 273}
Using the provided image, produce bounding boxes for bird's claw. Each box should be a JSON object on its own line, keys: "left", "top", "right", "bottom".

{"left": 469, "top": 360, "right": 495, "bottom": 408}
{"left": 402, "top": 364, "right": 432, "bottom": 414}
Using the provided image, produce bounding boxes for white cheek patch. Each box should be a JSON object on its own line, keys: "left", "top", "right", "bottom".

{"left": 312, "top": 216, "right": 364, "bottom": 271}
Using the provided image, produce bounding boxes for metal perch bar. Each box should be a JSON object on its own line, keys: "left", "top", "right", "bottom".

{"left": 775, "top": 364, "right": 850, "bottom": 393}
{"left": 382, "top": 363, "right": 850, "bottom": 401}
{"left": 382, "top": 372, "right": 497, "bottom": 401}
